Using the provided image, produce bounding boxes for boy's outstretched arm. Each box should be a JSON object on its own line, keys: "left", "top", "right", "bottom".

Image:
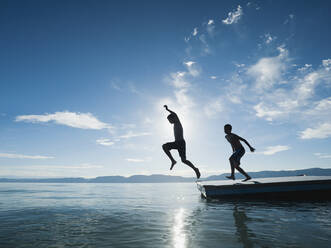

{"left": 239, "top": 136, "right": 255, "bottom": 152}
{"left": 164, "top": 105, "right": 176, "bottom": 114}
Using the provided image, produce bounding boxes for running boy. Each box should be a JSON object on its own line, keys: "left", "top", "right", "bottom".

{"left": 224, "top": 124, "right": 255, "bottom": 181}
{"left": 162, "top": 105, "right": 201, "bottom": 179}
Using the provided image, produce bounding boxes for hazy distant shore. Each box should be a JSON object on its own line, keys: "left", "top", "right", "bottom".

{"left": 0, "top": 168, "right": 330, "bottom": 183}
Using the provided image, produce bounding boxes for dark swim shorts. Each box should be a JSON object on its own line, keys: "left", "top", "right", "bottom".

{"left": 230, "top": 147, "right": 245, "bottom": 165}
{"left": 163, "top": 140, "right": 186, "bottom": 159}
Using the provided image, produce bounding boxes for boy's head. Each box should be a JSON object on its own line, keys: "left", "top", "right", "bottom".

{"left": 224, "top": 124, "right": 232, "bottom": 134}
{"left": 167, "top": 113, "right": 177, "bottom": 124}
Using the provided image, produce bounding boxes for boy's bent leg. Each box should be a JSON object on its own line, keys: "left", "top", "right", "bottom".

{"left": 162, "top": 143, "right": 177, "bottom": 170}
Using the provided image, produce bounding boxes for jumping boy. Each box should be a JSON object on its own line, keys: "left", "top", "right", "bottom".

{"left": 162, "top": 105, "right": 201, "bottom": 179}
{"left": 224, "top": 124, "right": 255, "bottom": 182}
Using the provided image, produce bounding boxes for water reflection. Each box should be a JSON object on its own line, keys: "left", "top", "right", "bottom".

{"left": 173, "top": 208, "right": 186, "bottom": 248}
{"left": 233, "top": 205, "right": 255, "bottom": 248}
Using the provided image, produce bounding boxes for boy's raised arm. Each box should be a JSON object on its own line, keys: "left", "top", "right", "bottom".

{"left": 238, "top": 136, "right": 255, "bottom": 152}
{"left": 164, "top": 105, "right": 175, "bottom": 114}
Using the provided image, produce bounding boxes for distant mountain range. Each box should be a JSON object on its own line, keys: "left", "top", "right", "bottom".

{"left": 1, "top": 167, "right": 331, "bottom": 183}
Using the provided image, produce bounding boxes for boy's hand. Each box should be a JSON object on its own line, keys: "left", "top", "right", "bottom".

{"left": 250, "top": 147, "right": 255, "bottom": 152}
{"left": 164, "top": 105, "right": 168, "bottom": 110}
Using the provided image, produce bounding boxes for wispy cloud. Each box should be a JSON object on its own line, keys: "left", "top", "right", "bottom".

{"left": 126, "top": 157, "right": 151, "bottom": 163}
{"left": 16, "top": 111, "right": 111, "bottom": 130}
{"left": 96, "top": 138, "right": 115, "bottom": 146}
{"left": 0, "top": 153, "right": 54, "bottom": 159}
{"left": 260, "top": 145, "right": 290, "bottom": 155}
{"left": 222, "top": 5, "right": 243, "bottom": 25}
{"left": 204, "top": 98, "right": 223, "bottom": 118}
{"left": 199, "top": 34, "right": 211, "bottom": 55}
{"left": 300, "top": 122, "right": 331, "bottom": 139}
{"left": 306, "top": 97, "right": 331, "bottom": 117}
{"left": 322, "top": 59, "right": 331, "bottom": 70}
{"left": 207, "top": 19, "right": 215, "bottom": 36}
{"left": 169, "top": 71, "right": 190, "bottom": 88}
{"left": 298, "top": 64, "right": 312, "bottom": 72}
{"left": 119, "top": 131, "right": 151, "bottom": 139}
{"left": 183, "top": 61, "right": 200, "bottom": 77}
{"left": 247, "top": 45, "right": 288, "bottom": 92}
{"left": 314, "top": 153, "right": 331, "bottom": 159}
{"left": 111, "top": 81, "right": 121, "bottom": 91}
{"left": 192, "top": 27, "right": 198, "bottom": 36}
{"left": 234, "top": 63, "right": 245, "bottom": 68}
{"left": 263, "top": 33, "right": 276, "bottom": 44}
{"left": 251, "top": 54, "right": 331, "bottom": 121}
{"left": 284, "top": 14, "right": 295, "bottom": 24}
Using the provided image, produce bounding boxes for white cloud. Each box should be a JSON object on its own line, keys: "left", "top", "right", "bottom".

{"left": 300, "top": 122, "right": 331, "bottom": 139}
{"left": 225, "top": 73, "right": 247, "bottom": 104}
{"left": 16, "top": 111, "right": 111, "bottom": 130}
{"left": 314, "top": 153, "right": 331, "bottom": 159}
{"left": 295, "top": 72, "right": 321, "bottom": 101}
{"left": 126, "top": 158, "right": 145, "bottom": 163}
{"left": 253, "top": 102, "right": 284, "bottom": 121}
{"left": 96, "top": 138, "right": 115, "bottom": 146}
{"left": 207, "top": 19, "right": 215, "bottom": 36}
{"left": 119, "top": 131, "right": 151, "bottom": 139}
{"left": 284, "top": 14, "right": 295, "bottom": 24}
{"left": 264, "top": 33, "right": 276, "bottom": 44}
{"left": 184, "top": 61, "right": 195, "bottom": 67}
{"left": 192, "top": 27, "right": 198, "bottom": 36}
{"left": 298, "top": 64, "right": 312, "bottom": 72}
{"left": 308, "top": 97, "right": 331, "bottom": 116}
{"left": 247, "top": 46, "right": 288, "bottom": 92}
{"left": 0, "top": 153, "right": 54, "bottom": 159}
{"left": 111, "top": 81, "right": 121, "bottom": 91}
{"left": 251, "top": 55, "right": 331, "bottom": 122}
{"left": 183, "top": 61, "right": 200, "bottom": 77}
{"left": 143, "top": 117, "right": 153, "bottom": 125}
{"left": 210, "top": 76, "right": 217, "bottom": 79}
{"left": 199, "top": 34, "right": 211, "bottom": 55}
{"left": 163, "top": 63, "right": 197, "bottom": 121}
{"left": 128, "top": 82, "right": 141, "bottom": 95}
{"left": 204, "top": 98, "right": 223, "bottom": 118}
{"left": 222, "top": 5, "right": 243, "bottom": 25}
{"left": 169, "top": 71, "right": 190, "bottom": 88}
{"left": 322, "top": 59, "right": 331, "bottom": 71}
{"left": 126, "top": 157, "right": 151, "bottom": 163}
{"left": 174, "top": 88, "right": 195, "bottom": 110}
{"left": 261, "top": 145, "right": 290, "bottom": 155}
{"left": 234, "top": 63, "right": 245, "bottom": 68}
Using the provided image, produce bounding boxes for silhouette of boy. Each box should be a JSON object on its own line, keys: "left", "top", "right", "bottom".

{"left": 162, "top": 105, "right": 201, "bottom": 179}
{"left": 224, "top": 124, "right": 255, "bottom": 182}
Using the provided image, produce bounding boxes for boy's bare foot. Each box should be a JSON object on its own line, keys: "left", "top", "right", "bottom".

{"left": 226, "top": 175, "right": 235, "bottom": 180}
{"left": 170, "top": 160, "right": 177, "bottom": 170}
{"left": 242, "top": 176, "right": 251, "bottom": 182}
{"left": 195, "top": 168, "right": 201, "bottom": 179}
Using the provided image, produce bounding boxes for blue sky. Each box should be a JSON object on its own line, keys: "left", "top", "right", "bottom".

{"left": 1, "top": 0, "right": 331, "bottom": 178}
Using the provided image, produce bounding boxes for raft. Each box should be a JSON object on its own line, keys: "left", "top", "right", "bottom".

{"left": 197, "top": 176, "right": 331, "bottom": 200}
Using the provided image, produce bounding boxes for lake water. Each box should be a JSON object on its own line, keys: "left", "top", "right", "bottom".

{"left": 0, "top": 183, "right": 330, "bottom": 248}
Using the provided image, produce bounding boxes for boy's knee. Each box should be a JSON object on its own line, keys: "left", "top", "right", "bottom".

{"left": 162, "top": 143, "right": 170, "bottom": 151}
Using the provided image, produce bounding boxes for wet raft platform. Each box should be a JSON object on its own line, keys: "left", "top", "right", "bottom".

{"left": 197, "top": 176, "right": 331, "bottom": 199}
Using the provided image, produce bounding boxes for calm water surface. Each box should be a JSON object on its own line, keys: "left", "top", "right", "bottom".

{"left": 0, "top": 183, "right": 330, "bottom": 248}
